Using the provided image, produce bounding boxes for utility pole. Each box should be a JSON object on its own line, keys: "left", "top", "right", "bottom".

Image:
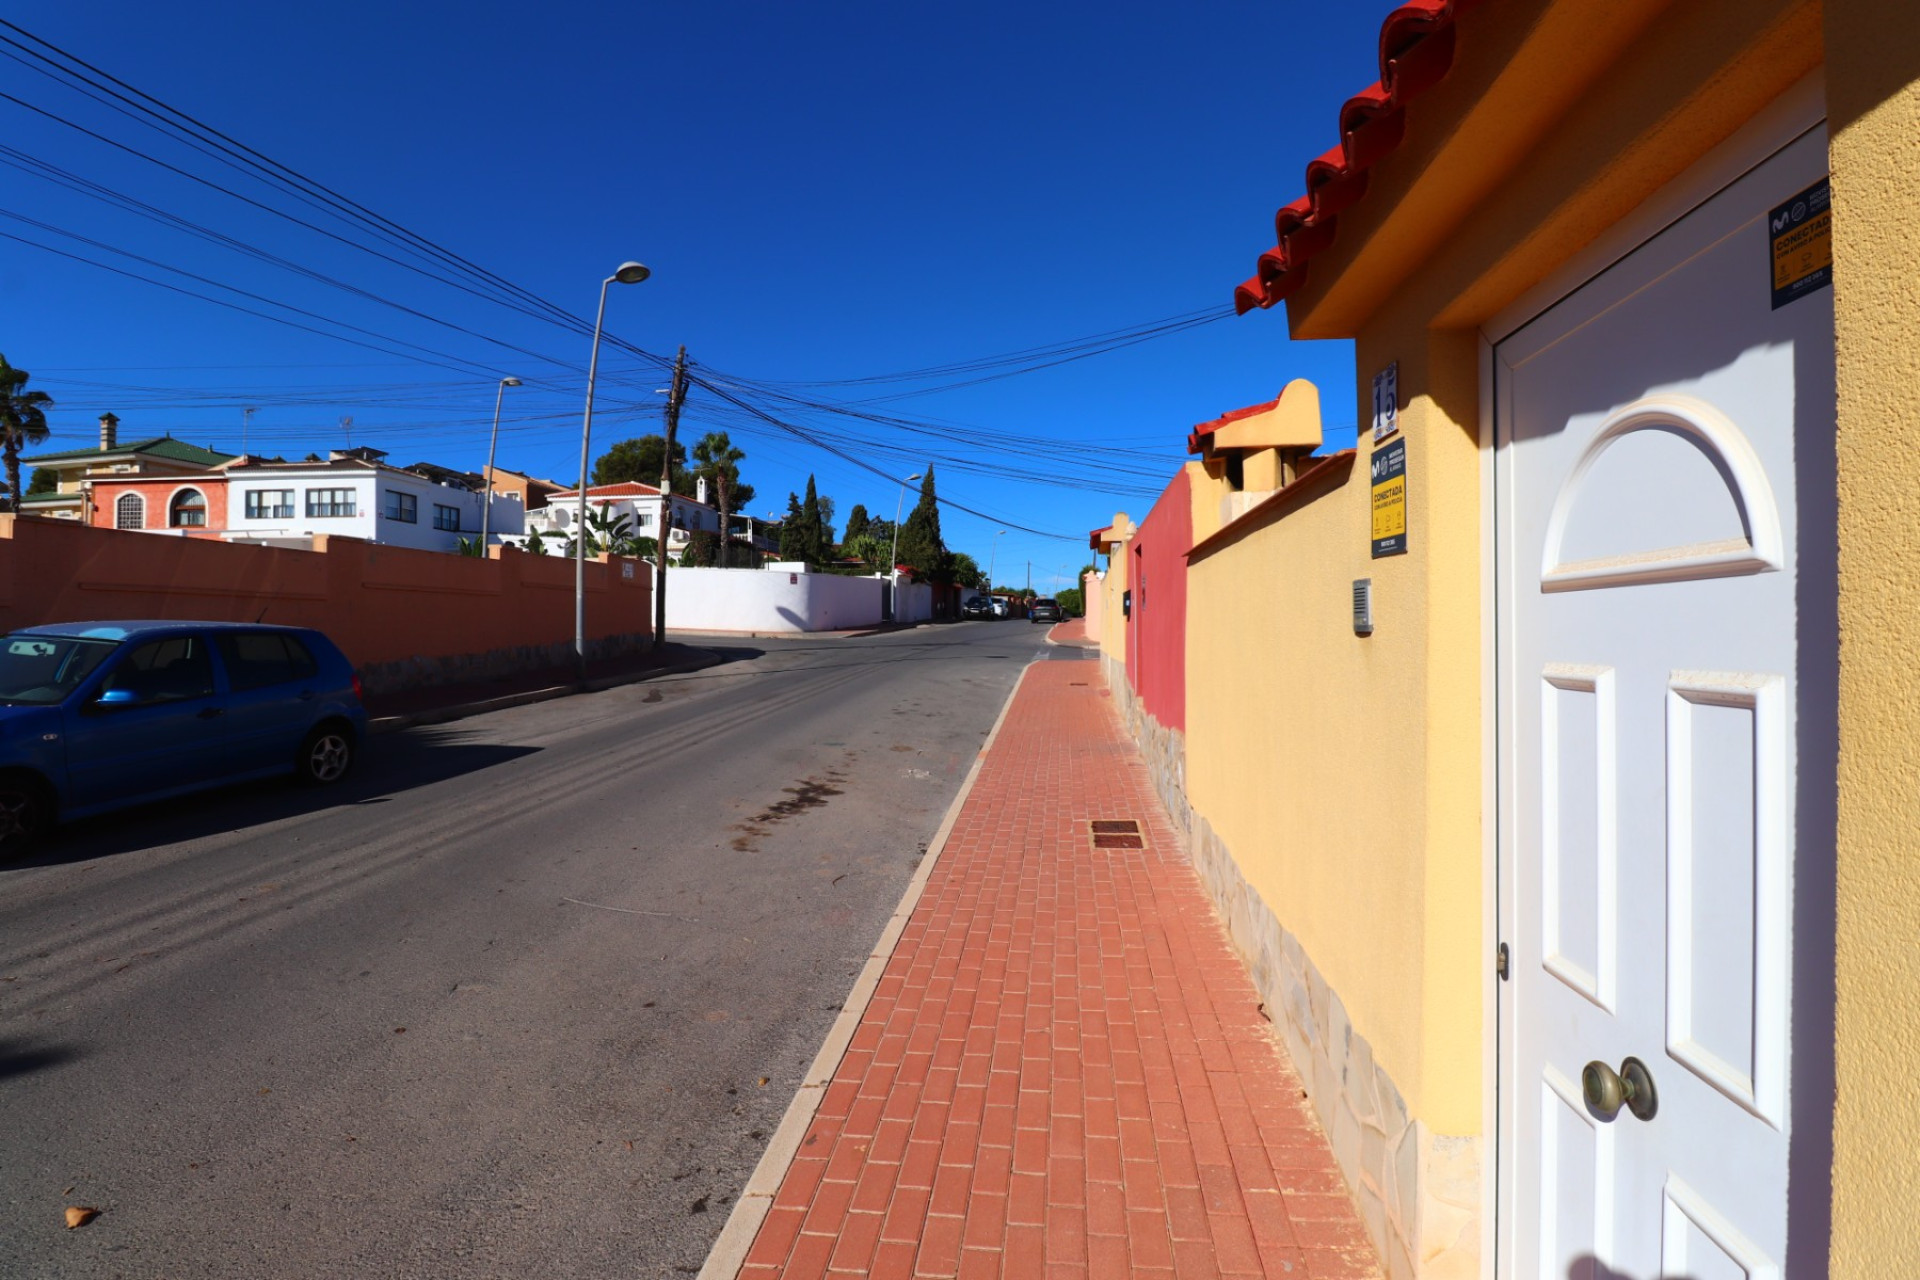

{"left": 653, "top": 346, "right": 689, "bottom": 647}
{"left": 242, "top": 406, "right": 255, "bottom": 457}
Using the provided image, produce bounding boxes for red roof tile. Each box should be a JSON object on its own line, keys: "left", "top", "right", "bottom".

{"left": 1233, "top": 0, "right": 1482, "bottom": 316}
{"left": 1187, "top": 396, "right": 1283, "bottom": 456}
{"left": 547, "top": 480, "right": 661, "bottom": 497}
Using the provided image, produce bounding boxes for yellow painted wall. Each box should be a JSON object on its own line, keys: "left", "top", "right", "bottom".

{"left": 1095, "top": 516, "right": 1132, "bottom": 668}
{"left": 1185, "top": 327, "right": 1481, "bottom": 1132}
{"left": 1826, "top": 2, "right": 1920, "bottom": 1272}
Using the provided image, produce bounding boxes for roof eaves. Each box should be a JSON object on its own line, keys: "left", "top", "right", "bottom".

{"left": 1233, "top": 0, "right": 1480, "bottom": 316}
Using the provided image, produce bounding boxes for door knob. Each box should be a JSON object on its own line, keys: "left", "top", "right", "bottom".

{"left": 1582, "top": 1056, "right": 1658, "bottom": 1121}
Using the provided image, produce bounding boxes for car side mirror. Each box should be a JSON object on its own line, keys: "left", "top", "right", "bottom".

{"left": 89, "top": 688, "right": 137, "bottom": 712}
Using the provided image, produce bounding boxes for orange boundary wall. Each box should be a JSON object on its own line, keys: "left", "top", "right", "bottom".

{"left": 0, "top": 515, "right": 652, "bottom": 693}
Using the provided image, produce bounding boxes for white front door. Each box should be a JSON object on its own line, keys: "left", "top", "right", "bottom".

{"left": 1495, "top": 124, "right": 1833, "bottom": 1278}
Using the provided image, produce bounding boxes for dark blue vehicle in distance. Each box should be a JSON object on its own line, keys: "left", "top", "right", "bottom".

{"left": 0, "top": 621, "right": 367, "bottom": 857}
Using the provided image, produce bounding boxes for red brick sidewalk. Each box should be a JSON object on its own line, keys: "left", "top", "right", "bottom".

{"left": 1045, "top": 618, "right": 1092, "bottom": 646}
{"left": 728, "top": 663, "right": 1379, "bottom": 1279}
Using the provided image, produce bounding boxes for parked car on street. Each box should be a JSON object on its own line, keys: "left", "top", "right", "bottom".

{"left": 1028, "top": 598, "right": 1063, "bottom": 623}
{"left": 990, "top": 598, "right": 1011, "bottom": 619}
{"left": 0, "top": 621, "right": 368, "bottom": 856}
{"left": 961, "top": 596, "right": 994, "bottom": 619}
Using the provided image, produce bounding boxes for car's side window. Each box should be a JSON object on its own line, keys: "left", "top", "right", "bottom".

{"left": 103, "top": 637, "right": 215, "bottom": 705}
{"left": 216, "top": 634, "right": 324, "bottom": 692}
{"left": 283, "top": 637, "right": 319, "bottom": 681}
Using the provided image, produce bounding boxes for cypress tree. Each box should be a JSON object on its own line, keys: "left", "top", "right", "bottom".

{"left": 801, "top": 475, "right": 826, "bottom": 564}
{"left": 895, "top": 467, "right": 950, "bottom": 579}
{"left": 778, "top": 491, "right": 806, "bottom": 561}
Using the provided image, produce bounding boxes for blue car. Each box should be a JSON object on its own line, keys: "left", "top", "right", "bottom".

{"left": 0, "top": 621, "right": 368, "bottom": 856}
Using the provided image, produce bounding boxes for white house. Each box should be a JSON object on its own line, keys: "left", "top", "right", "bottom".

{"left": 510, "top": 479, "right": 722, "bottom": 560}
{"left": 220, "top": 448, "right": 523, "bottom": 552}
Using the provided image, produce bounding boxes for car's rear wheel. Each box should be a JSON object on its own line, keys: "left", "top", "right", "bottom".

{"left": 0, "top": 771, "right": 53, "bottom": 860}
{"left": 295, "top": 722, "right": 355, "bottom": 786}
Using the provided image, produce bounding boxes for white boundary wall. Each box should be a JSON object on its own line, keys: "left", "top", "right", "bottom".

{"left": 665, "top": 567, "right": 886, "bottom": 633}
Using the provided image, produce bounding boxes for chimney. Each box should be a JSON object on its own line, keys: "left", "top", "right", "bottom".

{"left": 696, "top": 475, "right": 708, "bottom": 506}
{"left": 98, "top": 412, "right": 119, "bottom": 452}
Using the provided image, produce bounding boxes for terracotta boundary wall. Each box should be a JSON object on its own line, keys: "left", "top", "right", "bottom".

{"left": 1125, "top": 467, "right": 1191, "bottom": 732}
{"left": 0, "top": 515, "right": 653, "bottom": 694}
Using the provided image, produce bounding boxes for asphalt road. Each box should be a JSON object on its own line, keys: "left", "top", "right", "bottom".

{"left": 0, "top": 620, "right": 1078, "bottom": 1279}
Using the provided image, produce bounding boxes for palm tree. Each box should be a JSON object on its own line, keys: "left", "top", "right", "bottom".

{"left": 0, "top": 355, "right": 53, "bottom": 514}
{"left": 692, "top": 432, "right": 746, "bottom": 568}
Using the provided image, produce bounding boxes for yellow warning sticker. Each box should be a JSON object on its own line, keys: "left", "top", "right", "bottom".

{"left": 1370, "top": 438, "right": 1406, "bottom": 558}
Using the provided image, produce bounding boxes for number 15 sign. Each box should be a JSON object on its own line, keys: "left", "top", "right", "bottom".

{"left": 1371, "top": 362, "right": 1398, "bottom": 443}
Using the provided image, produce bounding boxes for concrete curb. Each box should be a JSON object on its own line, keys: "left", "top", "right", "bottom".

{"left": 665, "top": 622, "right": 927, "bottom": 642}
{"left": 694, "top": 660, "right": 1033, "bottom": 1280}
{"left": 366, "top": 650, "right": 727, "bottom": 735}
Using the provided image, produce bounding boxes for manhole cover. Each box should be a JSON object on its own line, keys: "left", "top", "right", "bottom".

{"left": 1093, "top": 834, "right": 1144, "bottom": 849}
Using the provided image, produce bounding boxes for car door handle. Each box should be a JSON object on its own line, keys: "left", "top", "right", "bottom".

{"left": 197, "top": 706, "right": 224, "bottom": 719}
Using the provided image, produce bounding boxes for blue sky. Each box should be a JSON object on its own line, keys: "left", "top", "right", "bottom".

{"left": 4, "top": 1, "right": 1384, "bottom": 592}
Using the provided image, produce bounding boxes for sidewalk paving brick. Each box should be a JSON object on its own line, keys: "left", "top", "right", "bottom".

{"left": 736, "top": 662, "right": 1380, "bottom": 1279}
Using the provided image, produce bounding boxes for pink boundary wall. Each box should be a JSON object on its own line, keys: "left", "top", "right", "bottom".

{"left": 0, "top": 516, "right": 653, "bottom": 694}
{"left": 1125, "top": 467, "right": 1190, "bottom": 731}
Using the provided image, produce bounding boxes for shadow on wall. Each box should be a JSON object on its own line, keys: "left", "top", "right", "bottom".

{"left": 2, "top": 729, "right": 539, "bottom": 869}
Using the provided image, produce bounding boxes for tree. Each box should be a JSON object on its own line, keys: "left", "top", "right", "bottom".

{"left": 948, "top": 552, "right": 986, "bottom": 590}
{"left": 26, "top": 467, "right": 56, "bottom": 496}
{"left": 680, "top": 529, "right": 719, "bottom": 566}
{"left": 523, "top": 527, "right": 552, "bottom": 556}
{"left": 815, "top": 495, "right": 836, "bottom": 549}
{"left": 691, "top": 432, "right": 752, "bottom": 568}
{"left": 778, "top": 492, "right": 807, "bottom": 561}
{"left": 841, "top": 531, "right": 891, "bottom": 571}
{"left": 797, "top": 475, "right": 834, "bottom": 565}
{"left": 0, "top": 355, "right": 53, "bottom": 513}
{"left": 593, "top": 434, "right": 689, "bottom": 490}
{"left": 894, "top": 467, "right": 950, "bottom": 580}
{"left": 842, "top": 503, "right": 870, "bottom": 544}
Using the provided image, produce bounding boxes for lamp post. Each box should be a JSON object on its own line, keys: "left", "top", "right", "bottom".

{"left": 887, "top": 472, "right": 923, "bottom": 622}
{"left": 479, "top": 375, "right": 521, "bottom": 552}
{"left": 987, "top": 528, "right": 1006, "bottom": 594}
{"left": 575, "top": 260, "right": 650, "bottom": 674}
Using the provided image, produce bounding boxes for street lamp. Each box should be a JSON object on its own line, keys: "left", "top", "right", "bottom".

{"left": 888, "top": 473, "right": 923, "bottom": 575}
{"left": 887, "top": 472, "right": 923, "bottom": 622}
{"left": 575, "top": 260, "right": 650, "bottom": 674}
{"left": 479, "top": 375, "right": 521, "bottom": 552}
{"left": 987, "top": 528, "right": 1006, "bottom": 594}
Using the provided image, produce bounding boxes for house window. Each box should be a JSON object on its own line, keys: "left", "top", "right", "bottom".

{"left": 114, "top": 492, "right": 144, "bottom": 529}
{"left": 244, "top": 490, "right": 294, "bottom": 519}
{"left": 306, "top": 488, "right": 356, "bottom": 518}
{"left": 385, "top": 491, "right": 418, "bottom": 523}
{"left": 432, "top": 503, "right": 461, "bottom": 532}
{"left": 169, "top": 489, "right": 208, "bottom": 528}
